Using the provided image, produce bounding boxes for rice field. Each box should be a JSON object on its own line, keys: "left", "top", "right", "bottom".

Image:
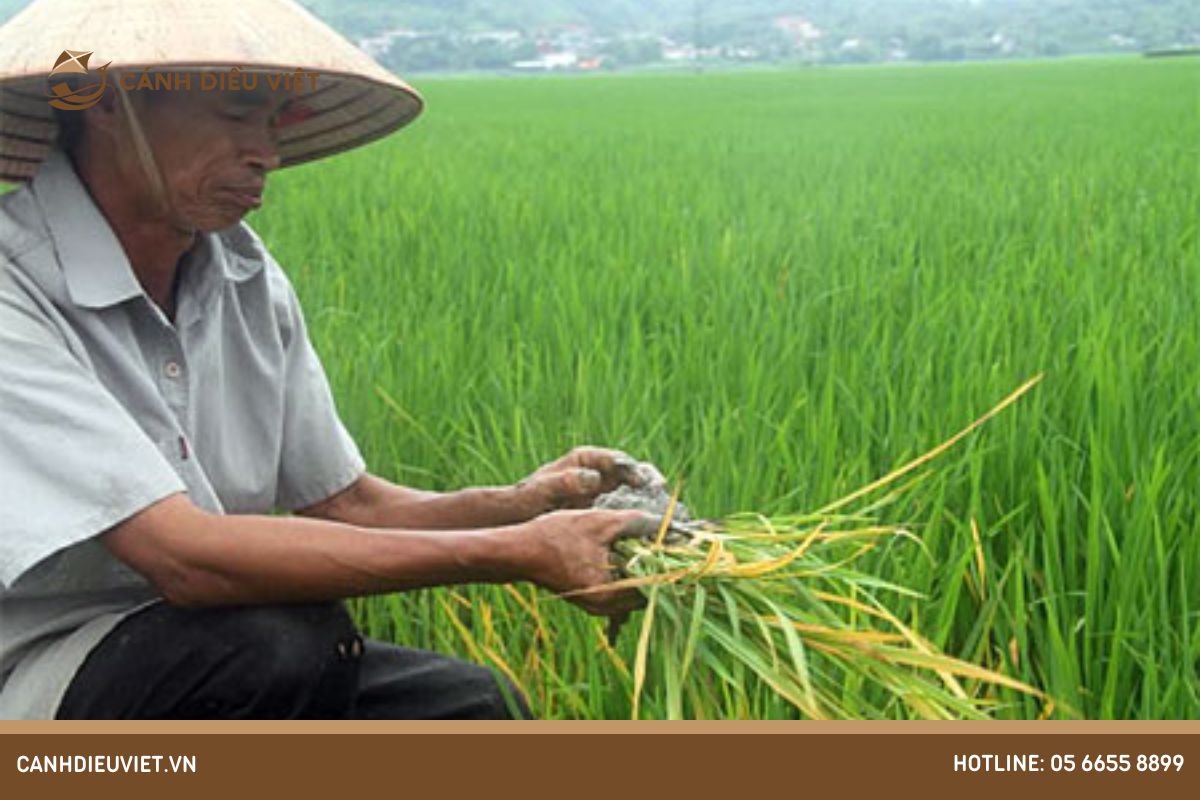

{"left": 250, "top": 56, "right": 1200, "bottom": 719}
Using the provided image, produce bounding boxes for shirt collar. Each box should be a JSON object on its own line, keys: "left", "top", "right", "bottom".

{"left": 30, "top": 150, "right": 267, "bottom": 309}
{"left": 32, "top": 149, "right": 143, "bottom": 310}
{"left": 215, "top": 222, "right": 269, "bottom": 282}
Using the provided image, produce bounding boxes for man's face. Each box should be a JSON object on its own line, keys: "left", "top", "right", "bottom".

{"left": 119, "top": 86, "right": 292, "bottom": 232}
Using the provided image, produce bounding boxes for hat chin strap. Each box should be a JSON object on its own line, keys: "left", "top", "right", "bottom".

{"left": 113, "top": 76, "right": 173, "bottom": 221}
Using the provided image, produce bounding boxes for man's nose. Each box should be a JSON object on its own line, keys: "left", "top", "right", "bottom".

{"left": 244, "top": 128, "right": 282, "bottom": 172}
{"left": 246, "top": 145, "right": 282, "bottom": 173}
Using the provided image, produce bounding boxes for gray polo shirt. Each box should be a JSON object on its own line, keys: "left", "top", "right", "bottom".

{"left": 0, "top": 150, "right": 366, "bottom": 719}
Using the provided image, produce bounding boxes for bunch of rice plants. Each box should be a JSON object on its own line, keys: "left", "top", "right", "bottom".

{"left": 582, "top": 375, "right": 1052, "bottom": 720}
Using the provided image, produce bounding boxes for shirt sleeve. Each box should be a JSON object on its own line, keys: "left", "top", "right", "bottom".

{"left": 268, "top": 265, "right": 367, "bottom": 512}
{"left": 0, "top": 284, "right": 186, "bottom": 590}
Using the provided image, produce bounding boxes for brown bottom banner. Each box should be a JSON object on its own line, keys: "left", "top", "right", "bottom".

{"left": 2, "top": 728, "right": 1197, "bottom": 800}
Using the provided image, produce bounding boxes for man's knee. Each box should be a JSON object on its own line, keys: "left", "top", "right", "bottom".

{"left": 353, "top": 641, "right": 533, "bottom": 720}
{"left": 221, "top": 603, "right": 358, "bottom": 664}
{"left": 196, "top": 603, "right": 363, "bottom": 718}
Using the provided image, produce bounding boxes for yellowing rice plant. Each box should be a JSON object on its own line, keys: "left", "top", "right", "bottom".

{"left": 580, "top": 375, "right": 1053, "bottom": 719}
{"left": 417, "top": 378, "right": 1055, "bottom": 720}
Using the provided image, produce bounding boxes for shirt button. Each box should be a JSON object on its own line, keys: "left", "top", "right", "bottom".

{"left": 164, "top": 361, "right": 183, "bottom": 379}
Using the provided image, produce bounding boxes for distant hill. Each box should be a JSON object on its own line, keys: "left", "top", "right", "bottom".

{"left": 296, "top": 0, "right": 683, "bottom": 38}
{"left": 1, "top": 0, "right": 1196, "bottom": 70}
{"left": 295, "top": 0, "right": 1199, "bottom": 71}
{"left": 294, "top": 0, "right": 1198, "bottom": 49}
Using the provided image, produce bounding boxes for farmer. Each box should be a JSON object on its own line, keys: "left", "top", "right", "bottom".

{"left": 0, "top": 0, "right": 659, "bottom": 719}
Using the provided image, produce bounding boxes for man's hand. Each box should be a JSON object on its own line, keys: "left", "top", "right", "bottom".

{"left": 515, "top": 446, "right": 665, "bottom": 515}
{"left": 520, "top": 508, "right": 659, "bottom": 617}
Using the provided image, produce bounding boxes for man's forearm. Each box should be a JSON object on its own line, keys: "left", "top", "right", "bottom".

{"left": 104, "top": 494, "right": 540, "bottom": 607}
{"left": 305, "top": 474, "right": 544, "bottom": 530}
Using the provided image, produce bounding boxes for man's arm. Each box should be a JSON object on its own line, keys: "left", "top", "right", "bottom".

{"left": 298, "top": 447, "right": 659, "bottom": 529}
{"left": 102, "top": 493, "right": 654, "bottom": 617}
{"left": 297, "top": 474, "right": 537, "bottom": 530}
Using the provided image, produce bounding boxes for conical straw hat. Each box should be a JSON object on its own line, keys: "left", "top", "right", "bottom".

{"left": 0, "top": 0, "right": 424, "bottom": 183}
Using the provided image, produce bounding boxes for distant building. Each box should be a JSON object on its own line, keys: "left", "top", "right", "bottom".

{"left": 466, "top": 30, "right": 523, "bottom": 45}
{"left": 358, "top": 28, "right": 422, "bottom": 59}
{"left": 663, "top": 44, "right": 696, "bottom": 61}
{"left": 774, "top": 16, "right": 823, "bottom": 46}
{"left": 989, "top": 31, "right": 1016, "bottom": 54}
{"left": 513, "top": 51, "right": 579, "bottom": 70}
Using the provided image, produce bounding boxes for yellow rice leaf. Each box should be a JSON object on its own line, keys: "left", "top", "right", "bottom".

{"left": 727, "top": 525, "right": 897, "bottom": 543}
{"left": 481, "top": 644, "right": 530, "bottom": 708}
{"left": 874, "top": 647, "right": 1044, "bottom": 697}
{"left": 905, "top": 693, "right": 955, "bottom": 720}
{"left": 561, "top": 566, "right": 694, "bottom": 597}
{"left": 818, "top": 374, "right": 1044, "bottom": 516}
{"left": 504, "top": 584, "right": 549, "bottom": 643}
{"left": 595, "top": 625, "right": 632, "bottom": 681}
{"left": 811, "top": 589, "right": 894, "bottom": 624}
{"left": 479, "top": 600, "right": 497, "bottom": 648}
{"left": 654, "top": 483, "right": 683, "bottom": 547}
{"left": 631, "top": 584, "right": 659, "bottom": 720}
{"left": 757, "top": 616, "right": 906, "bottom": 644}
{"left": 787, "top": 542, "right": 878, "bottom": 578}
{"left": 796, "top": 626, "right": 907, "bottom": 645}
{"left": 970, "top": 517, "right": 988, "bottom": 601}
{"left": 438, "top": 596, "right": 485, "bottom": 663}
{"left": 696, "top": 537, "right": 728, "bottom": 577}
{"left": 855, "top": 594, "right": 970, "bottom": 700}
{"left": 718, "top": 523, "right": 827, "bottom": 578}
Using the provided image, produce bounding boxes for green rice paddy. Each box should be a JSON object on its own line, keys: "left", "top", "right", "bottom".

{"left": 251, "top": 56, "right": 1199, "bottom": 719}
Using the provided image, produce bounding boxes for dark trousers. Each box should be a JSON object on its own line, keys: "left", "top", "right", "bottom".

{"left": 55, "top": 602, "right": 531, "bottom": 720}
